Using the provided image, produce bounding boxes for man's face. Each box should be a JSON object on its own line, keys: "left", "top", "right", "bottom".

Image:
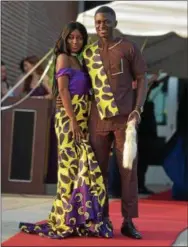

{"left": 95, "top": 12, "right": 117, "bottom": 39}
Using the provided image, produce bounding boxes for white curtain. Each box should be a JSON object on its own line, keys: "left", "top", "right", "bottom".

{"left": 77, "top": 1, "right": 187, "bottom": 38}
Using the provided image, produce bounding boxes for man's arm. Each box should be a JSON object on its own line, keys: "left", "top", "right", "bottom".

{"left": 135, "top": 74, "right": 148, "bottom": 113}
{"left": 129, "top": 43, "right": 148, "bottom": 122}
{"left": 82, "top": 54, "right": 93, "bottom": 101}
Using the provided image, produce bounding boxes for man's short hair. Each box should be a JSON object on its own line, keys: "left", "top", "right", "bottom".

{"left": 1, "top": 61, "right": 5, "bottom": 66}
{"left": 95, "top": 6, "right": 116, "bottom": 20}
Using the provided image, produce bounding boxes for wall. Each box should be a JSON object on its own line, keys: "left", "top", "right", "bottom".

{"left": 1, "top": 1, "right": 79, "bottom": 85}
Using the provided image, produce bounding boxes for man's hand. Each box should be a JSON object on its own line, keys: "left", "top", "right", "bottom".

{"left": 128, "top": 110, "right": 141, "bottom": 126}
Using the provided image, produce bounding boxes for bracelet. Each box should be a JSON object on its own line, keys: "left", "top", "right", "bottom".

{"left": 135, "top": 105, "right": 144, "bottom": 114}
{"left": 130, "top": 109, "right": 141, "bottom": 123}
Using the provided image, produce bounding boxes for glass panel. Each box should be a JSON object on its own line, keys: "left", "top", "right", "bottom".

{"left": 9, "top": 110, "right": 36, "bottom": 182}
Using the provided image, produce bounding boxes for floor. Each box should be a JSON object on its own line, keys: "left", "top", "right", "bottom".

{"left": 1, "top": 184, "right": 187, "bottom": 246}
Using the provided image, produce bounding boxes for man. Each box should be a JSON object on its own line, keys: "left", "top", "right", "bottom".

{"left": 1, "top": 61, "right": 9, "bottom": 97}
{"left": 108, "top": 75, "right": 159, "bottom": 198}
{"left": 83, "top": 6, "right": 147, "bottom": 239}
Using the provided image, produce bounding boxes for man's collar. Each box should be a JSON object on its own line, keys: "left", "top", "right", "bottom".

{"left": 98, "top": 37, "right": 123, "bottom": 50}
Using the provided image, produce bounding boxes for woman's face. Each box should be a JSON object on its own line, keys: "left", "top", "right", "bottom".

{"left": 23, "top": 61, "right": 34, "bottom": 73}
{"left": 67, "top": 29, "right": 84, "bottom": 53}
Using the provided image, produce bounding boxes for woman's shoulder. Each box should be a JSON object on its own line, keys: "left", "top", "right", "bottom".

{"left": 56, "top": 54, "right": 75, "bottom": 78}
{"left": 42, "top": 74, "right": 50, "bottom": 85}
{"left": 56, "top": 53, "right": 70, "bottom": 68}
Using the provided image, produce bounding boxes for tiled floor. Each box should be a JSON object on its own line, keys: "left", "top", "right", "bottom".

{"left": 2, "top": 185, "right": 187, "bottom": 245}
{"left": 2, "top": 194, "right": 54, "bottom": 242}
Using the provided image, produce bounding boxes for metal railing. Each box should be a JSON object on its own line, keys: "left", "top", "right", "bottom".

{"left": 1, "top": 37, "right": 149, "bottom": 111}
{"left": 1, "top": 49, "right": 54, "bottom": 111}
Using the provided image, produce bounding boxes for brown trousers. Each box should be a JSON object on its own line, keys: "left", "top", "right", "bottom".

{"left": 89, "top": 104, "right": 138, "bottom": 219}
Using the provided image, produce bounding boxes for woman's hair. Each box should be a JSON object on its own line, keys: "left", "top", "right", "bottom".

{"left": 52, "top": 22, "right": 88, "bottom": 97}
{"left": 54, "top": 21, "right": 88, "bottom": 56}
{"left": 20, "top": 56, "right": 44, "bottom": 93}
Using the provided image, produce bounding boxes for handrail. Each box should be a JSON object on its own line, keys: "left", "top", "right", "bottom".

{"left": 1, "top": 48, "right": 54, "bottom": 104}
{"left": 1, "top": 53, "right": 54, "bottom": 111}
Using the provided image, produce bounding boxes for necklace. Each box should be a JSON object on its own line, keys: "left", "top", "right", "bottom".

{"left": 71, "top": 52, "right": 83, "bottom": 66}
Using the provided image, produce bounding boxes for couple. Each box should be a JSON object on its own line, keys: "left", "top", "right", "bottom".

{"left": 19, "top": 6, "right": 147, "bottom": 239}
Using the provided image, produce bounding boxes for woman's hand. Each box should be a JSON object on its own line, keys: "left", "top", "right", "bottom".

{"left": 31, "top": 95, "right": 52, "bottom": 99}
{"left": 70, "top": 118, "right": 84, "bottom": 143}
{"left": 1, "top": 83, "right": 9, "bottom": 96}
{"left": 31, "top": 96, "right": 43, "bottom": 99}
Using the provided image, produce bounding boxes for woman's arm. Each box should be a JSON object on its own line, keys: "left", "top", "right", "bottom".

{"left": 13, "top": 74, "right": 25, "bottom": 97}
{"left": 56, "top": 54, "right": 84, "bottom": 142}
{"left": 1, "top": 82, "right": 9, "bottom": 96}
{"left": 56, "top": 54, "right": 76, "bottom": 121}
{"left": 42, "top": 75, "right": 53, "bottom": 99}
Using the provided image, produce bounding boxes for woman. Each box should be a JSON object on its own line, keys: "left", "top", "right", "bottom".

{"left": 15, "top": 56, "right": 52, "bottom": 98}
{"left": 19, "top": 22, "right": 113, "bottom": 239}
{"left": 15, "top": 56, "right": 56, "bottom": 184}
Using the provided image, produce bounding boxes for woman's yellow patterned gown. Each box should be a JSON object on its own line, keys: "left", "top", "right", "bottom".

{"left": 19, "top": 68, "right": 113, "bottom": 239}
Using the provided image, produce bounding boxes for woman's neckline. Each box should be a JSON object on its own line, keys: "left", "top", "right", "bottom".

{"left": 56, "top": 67, "right": 86, "bottom": 74}
{"left": 69, "top": 67, "right": 85, "bottom": 73}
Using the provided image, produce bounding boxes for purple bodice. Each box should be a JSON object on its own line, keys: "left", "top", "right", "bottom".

{"left": 29, "top": 84, "right": 48, "bottom": 97}
{"left": 55, "top": 68, "right": 91, "bottom": 96}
